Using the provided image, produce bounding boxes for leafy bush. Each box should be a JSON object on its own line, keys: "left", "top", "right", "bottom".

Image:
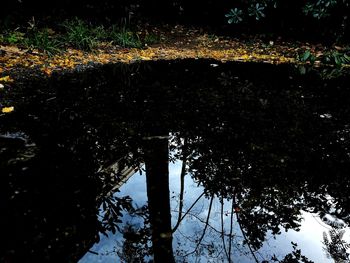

{"left": 226, "top": 0, "right": 346, "bottom": 24}
{"left": 297, "top": 48, "right": 350, "bottom": 68}
{"left": 302, "top": 0, "right": 339, "bottom": 19}
{"left": 226, "top": 0, "right": 349, "bottom": 40}
{"left": 225, "top": 0, "right": 277, "bottom": 24}
{"left": 323, "top": 50, "right": 350, "bottom": 65}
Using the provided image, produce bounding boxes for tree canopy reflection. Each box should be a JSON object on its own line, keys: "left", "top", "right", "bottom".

{"left": 1, "top": 60, "right": 350, "bottom": 262}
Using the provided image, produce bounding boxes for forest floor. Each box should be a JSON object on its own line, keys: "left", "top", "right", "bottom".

{"left": 1, "top": 24, "right": 349, "bottom": 85}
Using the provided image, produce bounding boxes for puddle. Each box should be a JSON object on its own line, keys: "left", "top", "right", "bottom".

{"left": 1, "top": 60, "right": 350, "bottom": 262}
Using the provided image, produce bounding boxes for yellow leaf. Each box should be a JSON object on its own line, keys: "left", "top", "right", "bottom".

{"left": 43, "top": 68, "right": 53, "bottom": 76}
{"left": 140, "top": 56, "right": 152, "bottom": 60}
{"left": 0, "top": 76, "right": 14, "bottom": 83}
{"left": 2, "top": 106, "right": 14, "bottom": 113}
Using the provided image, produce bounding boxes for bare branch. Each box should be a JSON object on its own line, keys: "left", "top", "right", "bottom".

{"left": 221, "top": 200, "right": 230, "bottom": 261}
{"left": 173, "top": 138, "right": 188, "bottom": 232}
{"left": 172, "top": 191, "right": 206, "bottom": 233}
{"left": 183, "top": 195, "right": 215, "bottom": 257}
{"left": 228, "top": 199, "right": 235, "bottom": 263}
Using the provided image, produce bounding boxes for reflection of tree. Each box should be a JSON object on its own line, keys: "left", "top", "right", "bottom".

{"left": 2, "top": 59, "right": 350, "bottom": 262}
{"left": 117, "top": 206, "right": 153, "bottom": 263}
{"left": 143, "top": 135, "right": 175, "bottom": 263}
{"left": 169, "top": 67, "right": 350, "bottom": 257}
{"left": 323, "top": 228, "right": 350, "bottom": 263}
{"left": 275, "top": 242, "right": 314, "bottom": 263}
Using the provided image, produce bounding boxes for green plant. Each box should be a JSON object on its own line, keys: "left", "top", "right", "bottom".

{"left": 1, "top": 30, "right": 25, "bottom": 44}
{"left": 62, "top": 18, "right": 97, "bottom": 51}
{"left": 298, "top": 49, "right": 316, "bottom": 64}
{"left": 143, "top": 33, "right": 160, "bottom": 45}
{"left": 248, "top": 3, "right": 266, "bottom": 20}
{"left": 91, "top": 25, "right": 109, "bottom": 41}
{"left": 225, "top": 8, "right": 244, "bottom": 24}
{"left": 110, "top": 27, "right": 142, "bottom": 48}
{"left": 226, "top": 0, "right": 278, "bottom": 24}
{"left": 320, "top": 68, "right": 346, "bottom": 79}
{"left": 24, "top": 29, "right": 61, "bottom": 55}
{"left": 323, "top": 50, "right": 350, "bottom": 66}
{"left": 303, "top": 0, "right": 338, "bottom": 19}
{"left": 226, "top": 0, "right": 347, "bottom": 27}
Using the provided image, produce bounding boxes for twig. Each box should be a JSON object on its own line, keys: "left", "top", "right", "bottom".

{"left": 183, "top": 195, "right": 214, "bottom": 257}
{"left": 172, "top": 209, "right": 243, "bottom": 238}
{"left": 173, "top": 138, "right": 188, "bottom": 232}
{"left": 221, "top": 200, "right": 230, "bottom": 261}
{"left": 228, "top": 199, "right": 235, "bottom": 263}
{"left": 236, "top": 212, "right": 259, "bottom": 263}
{"left": 172, "top": 191, "right": 206, "bottom": 233}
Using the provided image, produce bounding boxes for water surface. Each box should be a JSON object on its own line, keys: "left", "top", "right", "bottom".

{"left": 1, "top": 60, "right": 350, "bottom": 262}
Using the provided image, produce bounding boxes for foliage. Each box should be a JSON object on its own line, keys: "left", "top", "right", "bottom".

{"left": 302, "top": 0, "right": 339, "bottom": 19}
{"left": 323, "top": 50, "right": 350, "bottom": 65}
{"left": 61, "top": 18, "right": 160, "bottom": 49}
{"left": 274, "top": 242, "right": 314, "bottom": 262}
{"left": 225, "top": 0, "right": 278, "bottom": 24}
{"left": 24, "top": 28, "right": 61, "bottom": 56}
{"left": 225, "top": 8, "right": 243, "bottom": 24}
{"left": 99, "top": 195, "right": 134, "bottom": 235}
{"left": 0, "top": 30, "right": 25, "bottom": 44}
{"left": 62, "top": 18, "right": 98, "bottom": 51}
{"left": 225, "top": 0, "right": 349, "bottom": 40}
{"left": 0, "top": 18, "right": 162, "bottom": 52}
{"left": 247, "top": 2, "right": 267, "bottom": 21}
{"left": 117, "top": 205, "right": 152, "bottom": 262}
{"left": 143, "top": 33, "right": 161, "bottom": 46}
{"left": 0, "top": 26, "right": 61, "bottom": 55}
{"left": 110, "top": 26, "right": 142, "bottom": 48}
{"left": 90, "top": 25, "right": 109, "bottom": 41}
{"left": 323, "top": 229, "right": 350, "bottom": 262}
{"left": 297, "top": 48, "right": 350, "bottom": 71}
{"left": 226, "top": 0, "right": 346, "bottom": 24}
{"left": 298, "top": 49, "right": 316, "bottom": 64}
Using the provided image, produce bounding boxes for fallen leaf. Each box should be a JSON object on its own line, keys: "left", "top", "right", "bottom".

{"left": 2, "top": 106, "right": 14, "bottom": 113}
{"left": 0, "top": 76, "right": 14, "bottom": 83}
{"left": 43, "top": 68, "right": 53, "bottom": 76}
{"left": 140, "top": 56, "right": 152, "bottom": 60}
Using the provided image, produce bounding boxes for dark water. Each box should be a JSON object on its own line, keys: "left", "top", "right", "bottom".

{"left": 1, "top": 60, "right": 350, "bottom": 262}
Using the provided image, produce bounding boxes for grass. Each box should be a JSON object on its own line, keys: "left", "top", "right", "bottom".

{"left": 62, "top": 18, "right": 98, "bottom": 51}
{"left": 143, "top": 33, "right": 161, "bottom": 45}
{"left": 0, "top": 28, "right": 61, "bottom": 56}
{"left": 0, "top": 30, "right": 25, "bottom": 44}
{"left": 110, "top": 26, "right": 142, "bottom": 48}
{"left": 61, "top": 19, "right": 161, "bottom": 49}
{"left": 24, "top": 28, "right": 62, "bottom": 56}
{"left": 0, "top": 18, "right": 162, "bottom": 54}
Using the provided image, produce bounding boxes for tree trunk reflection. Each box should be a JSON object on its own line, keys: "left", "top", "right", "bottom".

{"left": 143, "top": 135, "right": 175, "bottom": 263}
